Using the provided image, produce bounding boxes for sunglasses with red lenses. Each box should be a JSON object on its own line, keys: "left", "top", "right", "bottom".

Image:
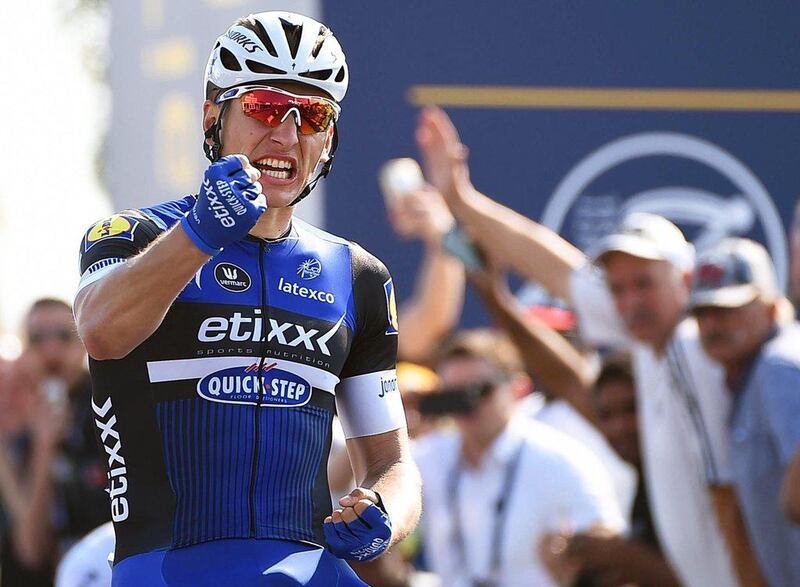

{"left": 215, "top": 85, "right": 340, "bottom": 135}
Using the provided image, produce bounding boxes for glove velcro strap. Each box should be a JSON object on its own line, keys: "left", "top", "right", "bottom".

{"left": 180, "top": 215, "right": 222, "bottom": 256}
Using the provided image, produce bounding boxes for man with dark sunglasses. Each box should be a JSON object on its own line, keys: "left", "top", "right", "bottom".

{"left": 0, "top": 299, "right": 109, "bottom": 587}
{"left": 73, "top": 11, "right": 420, "bottom": 587}
{"left": 413, "top": 329, "right": 624, "bottom": 587}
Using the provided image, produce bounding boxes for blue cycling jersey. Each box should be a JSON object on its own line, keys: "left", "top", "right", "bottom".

{"left": 77, "top": 196, "right": 403, "bottom": 569}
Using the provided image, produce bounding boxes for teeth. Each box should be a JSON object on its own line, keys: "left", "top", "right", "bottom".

{"left": 255, "top": 157, "right": 292, "bottom": 170}
{"left": 264, "top": 169, "right": 291, "bottom": 179}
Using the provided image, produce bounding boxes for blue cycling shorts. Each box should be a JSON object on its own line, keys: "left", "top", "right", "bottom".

{"left": 111, "top": 539, "right": 370, "bottom": 587}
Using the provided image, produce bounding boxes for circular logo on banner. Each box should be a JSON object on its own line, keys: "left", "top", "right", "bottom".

{"left": 214, "top": 263, "right": 251, "bottom": 293}
{"left": 541, "top": 132, "right": 787, "bottom": 288}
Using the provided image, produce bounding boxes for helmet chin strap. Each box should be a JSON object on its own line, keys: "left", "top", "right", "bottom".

{"left": 203, "top": 104, "right": 338, "bottom": 206}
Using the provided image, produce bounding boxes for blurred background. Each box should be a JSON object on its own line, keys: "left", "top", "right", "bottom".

{"left": 2, "top": 3, "right": 800, "bottom": 586}
{"left": 2, "top": 1, "right": 799, "bottom": 341}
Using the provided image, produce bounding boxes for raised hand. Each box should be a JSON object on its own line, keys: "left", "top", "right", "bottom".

{"left": 416, "top": 106, "right": 471, "bottom": 200}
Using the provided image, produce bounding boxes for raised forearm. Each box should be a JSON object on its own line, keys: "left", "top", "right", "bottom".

{"left": 399, "top": 243, "right": 465, "bottom": 363}
{"left": 76, "top": 225, "right": 210, "bottom": 359}
{"left": 449, "top": 188, "right": 584, "bottom": 302}
{"left": 476, "top": 283, "right": 598, "bottom": 424}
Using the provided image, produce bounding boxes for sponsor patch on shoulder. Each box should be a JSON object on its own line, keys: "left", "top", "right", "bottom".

{"left": 383, "top": 279, "right": 399, "bottom": 335}
{"left": 85, "top": 215, "right": 139, "bottom": 251}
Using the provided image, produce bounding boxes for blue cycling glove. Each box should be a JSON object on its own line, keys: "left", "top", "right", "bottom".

{"left": 181, "top": 155, "right": 267, "bottom": 255}
{"left": 324, "top": 499, "right": 393, "bottom": 561}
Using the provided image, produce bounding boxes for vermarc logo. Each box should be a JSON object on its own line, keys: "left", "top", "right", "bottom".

{"left": 215, "top": 263, "right": 251, "bottom": 293}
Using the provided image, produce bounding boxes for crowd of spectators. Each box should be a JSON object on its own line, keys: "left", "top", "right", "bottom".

{"left": 1, "top": 106, "right": 799, "bottom": 587}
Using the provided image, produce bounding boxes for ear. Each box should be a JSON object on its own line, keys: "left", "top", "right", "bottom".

{"left": 509, "top": 373, "right": 533, "bottom": 401}
{"left": 202, "top": 100, "right": 220, "bottom": 134}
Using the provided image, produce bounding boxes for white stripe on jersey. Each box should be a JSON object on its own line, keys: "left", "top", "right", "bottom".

{"left": 147, "top": 355, "right": 340, "bottom": 394}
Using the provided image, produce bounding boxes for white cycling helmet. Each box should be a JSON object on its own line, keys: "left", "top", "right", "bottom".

{"left": 204, "top": 11, "right": 348, "bottom": 102}
{"left": 202, "top": 11, "right": 347, "bottom": 204}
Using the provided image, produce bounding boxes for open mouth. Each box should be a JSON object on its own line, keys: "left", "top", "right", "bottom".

{"left": 253, "top": 157, "right": 296, "bottom": 181}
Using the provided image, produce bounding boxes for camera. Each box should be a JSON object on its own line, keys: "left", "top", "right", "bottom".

{"left": 417, "top": 381, "right": 497, "bottom": 416}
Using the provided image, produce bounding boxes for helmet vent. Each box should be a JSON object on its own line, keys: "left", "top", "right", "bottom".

{"left": 299, "top": 69, "right": 332, "bottom": 81}
{"left": 251, "top": 18, "right": 278, "bottom": 57}
{"left": 245, "top": 59, "right": 287, "bottom": 75}
{"left": 280, "top": 18, "right": 303, "bottom": 60}
{"left": 334, "top": 67, "right": 346, "bottom": 83}
{"left": 310, "top": 25, "right": 330, "bottom": 58}
{"left": 220, "top": 47, "right": 242, "bottom": 71}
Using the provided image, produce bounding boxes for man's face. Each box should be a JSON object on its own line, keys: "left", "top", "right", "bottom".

{"left": 594, "top": 378, "right": 639, "bottom": 466}
{"left": 204, "top": 82, "right": 334, "bottom": 208}
{"left": 694, "top": 299, "right": 774, "bottom": 366}
{"left": 437, "top": 356, "right": 513, "bottom": 444}
{"left": 603, "top": 253, "right": 688, "bottom": 346}
{"left": 26, "top": 305, "right": 85, "bottom": 380}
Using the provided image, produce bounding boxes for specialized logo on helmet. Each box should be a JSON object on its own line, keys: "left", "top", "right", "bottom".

{"left": 225, "top": 30, "right": 261, "bottom": 54}
{"left": 297, "top": 258, "right": 322, "bottom": 280}
{"left": 85, "top": 215, "right": 139, "bottom": 251}
{"left": 214, "top": 262, "right": 251, "bottom": 292}
{"left": 197, "top": 362, "right": 310, "bottom": 407}
{"left": 383, "top": 279, "right": 399, "bottom": 336}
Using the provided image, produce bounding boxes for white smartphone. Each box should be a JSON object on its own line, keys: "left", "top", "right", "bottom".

{"left": 378, "top": 158, "right": 425, "bottom": 206}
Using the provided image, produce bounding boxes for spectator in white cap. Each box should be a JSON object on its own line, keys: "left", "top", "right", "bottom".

{"left": 412, "top": 105, "right": 766, "bottom": 587}
{"left": 690, "top": 238, "right": 800, "bottom": 587}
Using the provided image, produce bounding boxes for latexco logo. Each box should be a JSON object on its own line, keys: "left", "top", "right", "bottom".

{"left": 215, "top": 262, "right": 251, "bottom": 293}
{"left": 277, "top": 277, "right": 335, "bottom": 304}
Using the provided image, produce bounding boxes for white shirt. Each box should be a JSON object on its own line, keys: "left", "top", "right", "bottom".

{"left": 414, "top": 419, "right": 625, "bottom": 587}
{"left": 570, "top": 264, "right": 738, "bottom": 587}
{"left": 55, "top": 522, "right": 115, "bottom": 587}
{"left": 519, "top": 395, "right": 638, "bottom": 521}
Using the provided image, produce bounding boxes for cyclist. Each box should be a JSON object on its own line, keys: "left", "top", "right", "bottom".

{"left": 74, "top": 11, "right": 421, "bottom": 586}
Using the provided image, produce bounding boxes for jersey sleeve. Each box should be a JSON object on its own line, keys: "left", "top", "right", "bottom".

{"left": 569, "top": 262, "right": 632, "bottom": 349}
{"left": 77, "top": 211, "right": 164, "bottom": 294}
{"left": 335, "top": 244, "right": 405, "bottom": 439}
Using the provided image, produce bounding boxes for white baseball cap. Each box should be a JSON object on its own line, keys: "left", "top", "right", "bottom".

{"left": 588, "top": 212, "right": 695, "bottom": 272}
{"left": 689, "top": 238, "right": 780, "bottom": 310}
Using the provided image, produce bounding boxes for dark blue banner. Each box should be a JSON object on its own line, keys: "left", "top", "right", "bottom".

{"left": 324, "top": 1, "right": 800, "bottom": 325}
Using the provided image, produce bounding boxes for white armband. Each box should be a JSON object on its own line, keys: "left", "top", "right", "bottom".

{"left": 77, "top": 258, "right": 128, "bottom": 293}
{"left": 336, "top": 369, "right": 406, "bottom": 439}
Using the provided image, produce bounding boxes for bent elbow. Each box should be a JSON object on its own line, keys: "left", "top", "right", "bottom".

{"left": 79, "top": 322, "right": 133, "bottom": 360}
